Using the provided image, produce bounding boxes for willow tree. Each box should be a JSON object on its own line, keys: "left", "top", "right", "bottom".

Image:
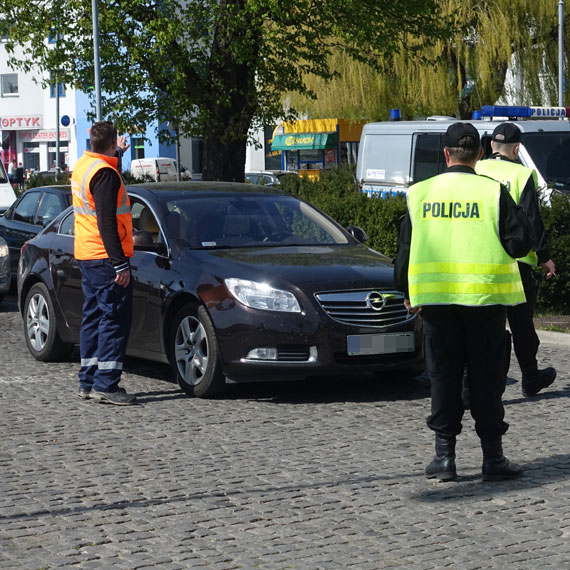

{"left": 0, "top": 0, "right": 456, "bottom": 180}
{"left": 289, "top": 0, "right": 569, "bottom": 120}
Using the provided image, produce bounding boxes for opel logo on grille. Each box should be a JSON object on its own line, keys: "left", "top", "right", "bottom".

{"left": 366, "top": 291, "right": 386, "bottom": 311}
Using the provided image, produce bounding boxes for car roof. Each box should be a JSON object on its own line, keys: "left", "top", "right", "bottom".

{"left": 127, "top": 181, "right": 289, "bottom": 198}
{"left": 20, "top": 185, "right": 71, "bottom": 194}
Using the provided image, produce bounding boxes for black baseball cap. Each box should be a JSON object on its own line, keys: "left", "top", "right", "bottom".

{"left": 491, "top": 122, "right": 522, "bottom": 143}
{"left": 444, "top": 122, "right": 480, "bottom": 148}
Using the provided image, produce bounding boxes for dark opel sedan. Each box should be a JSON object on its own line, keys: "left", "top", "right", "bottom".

{"left": 18, "top": 182, "right": 422, "bottom": 397}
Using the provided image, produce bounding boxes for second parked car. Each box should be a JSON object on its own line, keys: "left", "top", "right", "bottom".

{"left": 0, "top": 185, "right": 71, "bottom": 281}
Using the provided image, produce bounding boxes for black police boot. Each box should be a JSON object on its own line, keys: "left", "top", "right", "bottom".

{"left": 521, "top": 367, "right": 556, "bottom": 397}
{"left": 481, "top": 438, "right": 523, "bottom": 482}
{"left": 425, "top": 434, "right": 457, "bottom": 481}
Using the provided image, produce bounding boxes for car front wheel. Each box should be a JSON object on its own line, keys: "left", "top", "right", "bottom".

{"left": 169, "top": 304, "right": 225, "bottom": 398}
{"left": 24, "top": 282, "right": 73, "bottom": 361}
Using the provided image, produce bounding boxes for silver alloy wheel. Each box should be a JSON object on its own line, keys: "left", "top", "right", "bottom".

{"left": 26, "top": 292, "right": 50, "bottom": 352}
{"left": 174, "top": 315, "right": 209, "bottom": 386}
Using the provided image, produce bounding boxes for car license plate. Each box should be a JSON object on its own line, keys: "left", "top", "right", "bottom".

{"left": 347, "top": 332, "right": 415, "bottom": 356}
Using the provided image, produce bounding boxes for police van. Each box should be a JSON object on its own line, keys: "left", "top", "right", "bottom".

{"left": 356, "top": 105, "right": 570, "bottom": 201}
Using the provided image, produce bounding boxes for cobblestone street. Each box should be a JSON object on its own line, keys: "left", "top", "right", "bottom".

{"left": 1, "top": 293, "right": 569, "bottom": 569}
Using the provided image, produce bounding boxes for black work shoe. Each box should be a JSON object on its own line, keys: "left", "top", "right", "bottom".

{"left": 79, "top": 386, "right": 126, "bottom": 400}
{"left": 78, "top": 387, "right": 91, "bottom": 399}
{"left": 521, "top": 367, "right": 556, "bottom": 397}
{"left": 90, "top": 390, "right": 137, "bottom": 405}
{"left": 482, "top": 457, "right": 523, "bottom": 482}
{"left": 425, "top": 456, "right": 457, "bottom": 481}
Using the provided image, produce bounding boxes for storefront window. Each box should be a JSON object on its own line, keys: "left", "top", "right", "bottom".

{"left": 1, "top": 73, "right": 18, "bottom": 96}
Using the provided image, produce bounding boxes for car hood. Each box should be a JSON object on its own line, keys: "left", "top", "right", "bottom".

{"left": 188, "top": 244, "right": 396, "bottom": 292}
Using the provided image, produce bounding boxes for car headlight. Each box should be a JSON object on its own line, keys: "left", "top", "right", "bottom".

{"left": 0, "top": 240, "right": 8, "bottom": 258}
{"left": 225, "top": 278, "right": 301, "bottom": 312}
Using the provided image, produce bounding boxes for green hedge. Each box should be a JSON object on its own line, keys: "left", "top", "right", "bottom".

{"left": 281, "top": 167, "right": 570, "bottom": 315}
{"left": 537, "top": 195, "right": 570, "bottom": 313}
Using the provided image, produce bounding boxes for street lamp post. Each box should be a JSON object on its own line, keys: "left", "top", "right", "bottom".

{"left": 92, "top": 0, "right": 102, "bottom": 121}
{"left": 559, "top": 0, "right": 565, "bottom": 107}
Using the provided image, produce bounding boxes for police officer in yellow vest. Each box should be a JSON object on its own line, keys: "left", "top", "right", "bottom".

{"left": 476, "top": 122, "right": 556, "bottom": 398}
{"left": 394, "top": 122, "right": 532, "bottom": 482}
{"left": 71, "top": 121, "right": 136, "bottom": 405}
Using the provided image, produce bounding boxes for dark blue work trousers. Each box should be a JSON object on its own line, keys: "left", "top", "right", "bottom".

{"left": 77, "top": 259, "right": 132, "bottom": 393}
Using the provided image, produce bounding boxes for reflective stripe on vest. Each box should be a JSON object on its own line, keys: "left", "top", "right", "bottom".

{"left": 407, "top": 172, "right": 525, "bottom": 308}
{"left": 476, "top": 159, "right": 538, "bottom": 267}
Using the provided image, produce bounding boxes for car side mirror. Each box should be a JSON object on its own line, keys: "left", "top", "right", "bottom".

{"left": 347, "top": 225, "right": 368, "bottom": 243}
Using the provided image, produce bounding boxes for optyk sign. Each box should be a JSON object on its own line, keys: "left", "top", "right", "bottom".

{"left": 0, "top": 115, "right": 43, "bottom": 129}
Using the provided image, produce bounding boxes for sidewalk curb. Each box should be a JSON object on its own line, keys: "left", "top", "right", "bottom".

{"left": 536, "top": 329, "right": 570, "bottom": 346}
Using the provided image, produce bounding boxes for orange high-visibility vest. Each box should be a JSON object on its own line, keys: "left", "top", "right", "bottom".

{"left": 71, "top": 151, "right": 133, "bottom": 261}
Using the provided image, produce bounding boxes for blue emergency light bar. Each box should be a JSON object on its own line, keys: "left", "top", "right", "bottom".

{"left": 479, "top": 105, "right": 570, "bottom": 118}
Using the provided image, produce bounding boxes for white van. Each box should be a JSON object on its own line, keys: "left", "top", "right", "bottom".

{"left": 356, "top": 105, "right": 570, "bottom": 201}
{"left": 130, "top": 158, "right": 189, "bottom": 182}
{"left": 0, "top": 161, "right": 17, "bottom": 214}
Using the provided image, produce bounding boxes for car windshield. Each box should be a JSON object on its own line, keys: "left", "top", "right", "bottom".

{"left": 166, "top": 194, "right": 350, "bottom": 248}
{"left": 522, "top": 132, "right": 570, "bottom": 188}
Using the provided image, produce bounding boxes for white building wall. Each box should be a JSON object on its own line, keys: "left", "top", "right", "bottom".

{"left": 0, "top": 41, "right": 79, "bottom": 173}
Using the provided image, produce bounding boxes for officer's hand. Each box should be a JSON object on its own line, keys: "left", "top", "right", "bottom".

{"left": 115, "top": 269, "right": 131, "bottom": 287}
{"left": 117, "top": 135, "right": 130, "bottom": 153}
{"left": 541, "top": 259, "right": 556, "bottom": 279}
{"left": 405, "top": 298, "right": 422, "bottom": 316}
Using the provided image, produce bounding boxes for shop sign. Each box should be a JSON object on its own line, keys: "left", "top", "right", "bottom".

{"left": 0, "top": 115, "right": 43, "bottom": 129}
{"left": 272, "top": 131, "right": 338, "bottom": 151}
{"left": 19, "top": 129, "right": 70, "bottom": 142}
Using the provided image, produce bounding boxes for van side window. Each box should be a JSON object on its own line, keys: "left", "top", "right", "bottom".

{"left": 360, "top": 134, "right": 411, "bottom": 185}
{"left": 412, "top": 133, "right": 446, "bottom": 183}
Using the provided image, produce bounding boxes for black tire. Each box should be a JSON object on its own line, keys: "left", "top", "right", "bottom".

{"left": 169, "top": 303, "right": 225, "bottom": 398}
{"left": 24, "top": 282, "right": 74, "bottom": 361}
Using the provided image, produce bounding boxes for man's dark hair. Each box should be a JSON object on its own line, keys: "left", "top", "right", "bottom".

{"left": 90, "top": 121, "right": 117, "bottom": 153}
{"left": 445, "top": 136, "right": 480, "bottom": 163}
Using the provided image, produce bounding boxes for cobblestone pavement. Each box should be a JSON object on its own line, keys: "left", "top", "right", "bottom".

{"left": 1, "top": 293, "right": 569, "bottom": 569}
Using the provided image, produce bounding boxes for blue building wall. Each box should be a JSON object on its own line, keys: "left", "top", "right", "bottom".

{"left": 73, "top": 91, "right": 174, "bottom": 172}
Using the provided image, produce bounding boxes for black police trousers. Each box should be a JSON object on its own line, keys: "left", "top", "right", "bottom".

{"left": 423, "top": 304, "right": 509, "bottom": 440}
{"left": 507, "top": 262, "right": 541, "bottom": 376}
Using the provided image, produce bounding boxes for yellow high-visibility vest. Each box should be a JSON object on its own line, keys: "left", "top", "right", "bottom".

{"left": 407, "top": 171, "right": 525, "bottom": 308}
{"left": 476, "top": 158, "right": 538, "bottom": 266}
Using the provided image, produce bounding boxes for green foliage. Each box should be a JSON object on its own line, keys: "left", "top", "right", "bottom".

{"left": 289, "top": 0, "right": 569, "bottom": 120}
{"left": 25, "top": 172, "right": 71, "bottom": 190}
{"left": 537, "top": 195, "right": 570, "bottom": 314}
{"left": 282, "top": 167, "right": 407, "bottom": 258}
{"left": 0, "top": 0, "right": 456, "bottom": 179}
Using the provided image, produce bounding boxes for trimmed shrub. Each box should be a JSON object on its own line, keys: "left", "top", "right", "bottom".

{"left": 537, "top": 194, "right": 570, "bottom": 314}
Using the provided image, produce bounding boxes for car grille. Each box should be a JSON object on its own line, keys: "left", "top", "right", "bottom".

{"left": 314, "top": 290, "right": 412, "bottom": 328}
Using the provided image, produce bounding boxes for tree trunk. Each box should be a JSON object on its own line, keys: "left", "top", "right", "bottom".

{"left": 200, "top": 0, "right": 258, "bottom": 182}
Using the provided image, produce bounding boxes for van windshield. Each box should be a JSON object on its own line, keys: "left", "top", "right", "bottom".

{"left": 522, "top": 132, "right": 570, "bottom": 189}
